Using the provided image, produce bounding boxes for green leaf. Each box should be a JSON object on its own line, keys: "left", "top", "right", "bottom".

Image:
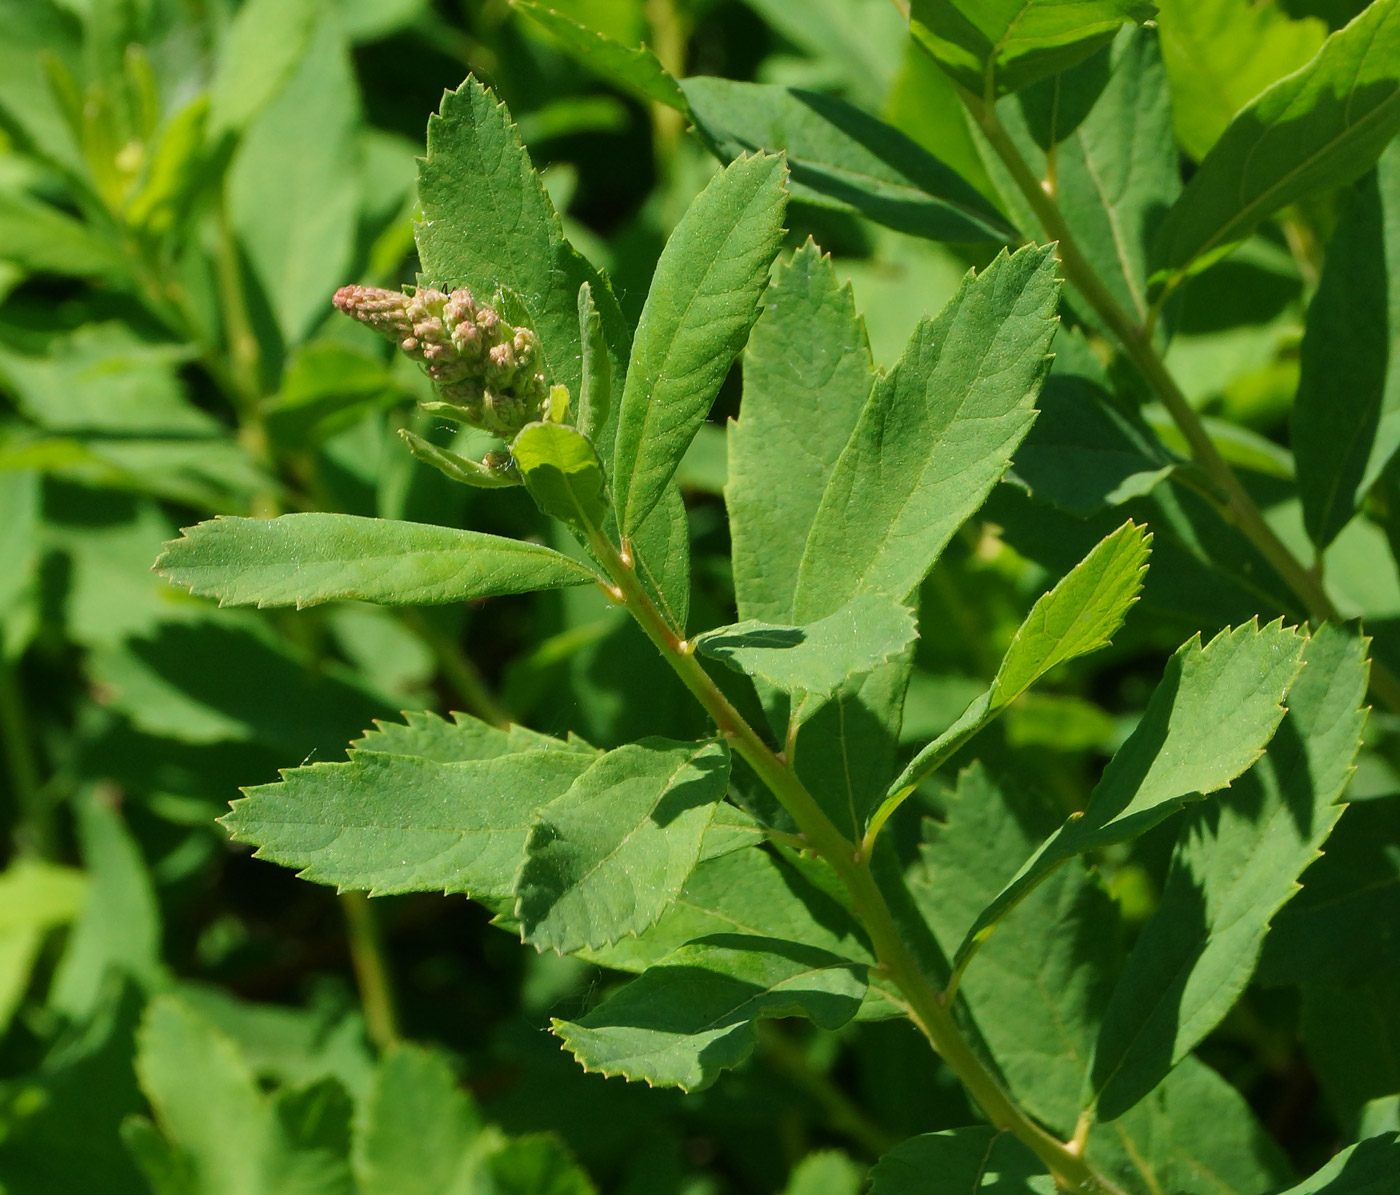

{"left": 515, "top": 739, "right": 731, "bottom": 954}
{"left": 999, "top": 28, "right": 1181, "bottom": 325}
{"left": 696, "top": 593, "right": 918, "bottom": 702}
{"left": 416, "top": 77, "right": 630, "bottom": 412}
{"left": 399, "top": 430, "right": 523, "bottom": 489}
{"left": 1301, "top": 979, "right": 1400, "bottom": 1136}
{"left": 868, "top": 1126, "right": 1053, "bottom": 1194}
{"left": 1154, "top": 0, "right": 1326, "bottom": 161}
{"left": 909, "top": 766, "right": 1124, "bottom": 1135}
{"left": 782, "top": 1151, "right": 867, "bottom": 1195}
{"left": 513, "top": 421, "right": 610, "bottom": 539}
{"left": 207, "top": 0, "right": 320, "bottom": 138}
{"left": 136, "top": 996, "right": 271, "bottom": 1195}
{"left": 512, "top": 3, "right": 688, "bottom": 112}
{"left": 1153, "top": 0, "right": 1400, "bottom": 278}
{"left": 1293, "top": 143, "right": 1400, "bottom": 550}
{"left": 553, "top": 934, "right": 866, "bottom": 1091}
{"left": 224, "top": 746, "right": 597, "bottom": 901}
{"left": 792, "top": 244, "right": 1060, "bottom": 623}
{"left": 227, "top": 8, "right": 362, "bottom": 346}
{"left": 1090, "top": 625, "right": 1369, "bottom": 1120}
{"left": 795, "top": 657, "right": 915, "bottom": 839}
{"left": 953, "top": 621, "right": 1308, "bottom": 967}
{"left": 1259, "top": 796, "right": 1400, "bottom": 987}
{"left": 263, "top": 343, "right": 404, "bottom": 449}
{"left": 354, "top": 1045, "right": 483, "bottom": 1195}
{"left": 728, "top": 241, "right": 876, "bottom": 624}
{"left": 0, "top": 0, "right": 81, "bottom": 169}
{"left": 0, "top": 860, "right": 86, "bottom": 1034}
{"left": 576, "top": 282, "right": 610, "bottom": 445}
{"left": 156, "top": 513, "right": 598, "bottom": 609}
{"left": 50, "top": 796, "right": 164, "bottom": 1021}
{"left": 993, "top": 520, "right": 1150, "bottom": 705}
{"left": 909, "top": 0, "right": 1156, "bottom": 98}
{"left": 741, "top": 0, "right": 906, "bottom": 111}
{"left": 681, "top": 78, "right": 1012, "bottom": 243}
{"left": 630, "top": 484, "right": 693, "bottom": 632}
{"left": 579, "top": 844, "right": 872, "bottom": 976}
{"left": 881, "top": 521, "right": 1148, "bottom": 823}
{"left": 135, "top": 997, "right": 357, "bottom": 1195}
{"left": 472, "top": 1133, "right": 597, "bottom": 1195}
{"left": 1084, "top": 1056, "right": 1293, "bottom": 1195}
{"left": 613, "top": 152, "right": 788, "bottom": 538}
{"left": 1270, "top": 1136, "right": 1400, "bottom": 1195}
{"left": 0, "top": 191, "right": 129, "bottom": 280}
{"left": 1010, "top": 371, "right": 1175, "bottom": 516}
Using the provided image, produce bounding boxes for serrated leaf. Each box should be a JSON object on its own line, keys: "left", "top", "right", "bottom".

{"left": 613, "top": 152, "right": 788, "bottom": 537}
{"left": 696, "top": 592, "right": 918, "bottom": 701}
{"left": 513, "top": 3, "right": 687, "bottom": 112}
{"left": 882, "top": 522, "right": 1149, "bottom": 821}
{"left": 1154, "top": 0, "right": 1326, "bottom": 161}
{"left": 1270, "top": 1136, "right": 1400, "bottom": 1195}
{"left": 351, "top": 709, "right": 591, "bottom": 763}
{"left": 994, "top": 520, "right": 1150, "bottom": 703}
{"left": 513, "top": 421, "right": 610, "bottom": 539}
{"left": 792, "top": 244, "right": 1060, "bottom": 623}
{"left": 579, "top": 844, "right": 872, "bottom": 975}
{"left": 515, "top": 740, "right": 730, "bottom": 954}
{"left": 354, "top": 1045, "right": 483, "bottom": 1195}
{"left": 1084, "top": 1056, "right": 1293, "bottom": 1195}
{"left": 868, "top": 1126, "right": 1053, "bottom": 1194}
{"left": 156, "top": 513, "right": 598, "bottom": 608}
{"left": 553, "top": 934, "right": 866, "bottom": 1091}
{"left": 681, "top": 78, "right": 1012, "bottom": 243}
{"left": 909, "top": 0, "right": 1156, "bottom": 98}
{"left": 224, "top": 748, "right": 597, "bottom": 900}
{"left": 728, "top": 241, "right": 876, "bottom": 624}
{"left": 1090, "top": 625, "right": 1368, "bottom": 1121}
{"left": 416, "top": 77, "right": 629, "bottom": 413}
{"left": 909, "top": 766, "right": 1124, "bottom": 1135}
{"left": 1153, "top": 0, "right": 1400, "bottom": 278}
{"left": 954, "top": 621, "right": 1307, "bottom": 967}
{"left": 1293, "top": 143, "right": 1400, "bottom": 550}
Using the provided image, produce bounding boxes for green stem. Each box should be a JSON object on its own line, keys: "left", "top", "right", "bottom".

{"left": 340, "top": 890, "right": 401, "bottom": 1051}
{"left": 592, "top": 531, "right": 1127, "bottom": 1194}
{"left": 645, "top": 0, "right": 687, "bottom": 175}
{"left": 963, "top": 94, "right": 1400, "bottom": 715}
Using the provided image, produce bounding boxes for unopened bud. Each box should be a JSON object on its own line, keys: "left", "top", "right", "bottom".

{"left": 332, "top": 285, "right": 414, "bottom": 339}
{"left": 332, "top": 282, "right": 551, "bottom": 438}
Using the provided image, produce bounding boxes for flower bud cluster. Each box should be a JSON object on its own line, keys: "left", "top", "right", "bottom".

{"left": 332, "top": 284, "right": 548, "bottom": 437}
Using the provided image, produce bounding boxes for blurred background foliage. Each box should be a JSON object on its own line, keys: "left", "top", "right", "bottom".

{"left": 0, "top": 1, "right": 1397, "bottom": 1192}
